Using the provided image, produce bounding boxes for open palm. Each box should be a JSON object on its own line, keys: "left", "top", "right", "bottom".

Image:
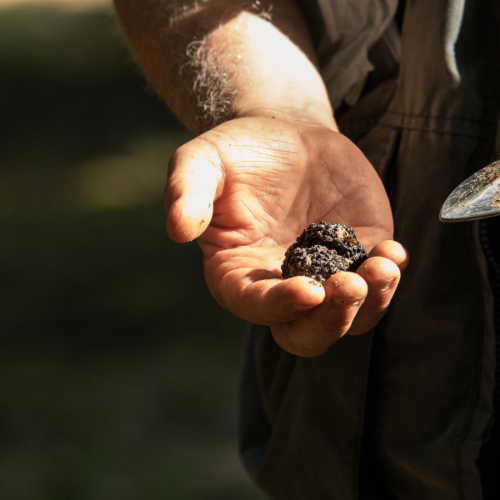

{"left": 165, "top": 117, "right": 408, "bottom": 356}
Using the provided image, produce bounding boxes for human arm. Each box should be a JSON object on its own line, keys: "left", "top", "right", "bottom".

{"left": 112, "top": 0, "right": 409, "bottom": 356}
{"left": 112, "top": 0, "right": 336, "bottom": 133}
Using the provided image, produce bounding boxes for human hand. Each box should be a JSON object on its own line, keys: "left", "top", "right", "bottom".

{"left": 164, "top": 116, "right": 408, "bottom": 357}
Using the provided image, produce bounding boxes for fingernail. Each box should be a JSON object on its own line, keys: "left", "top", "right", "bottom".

{"left": 375, "top": 277, "right": 397, "bottom": 292}
{"left": 333, "top": 296, "right": 364, "bottom": 307}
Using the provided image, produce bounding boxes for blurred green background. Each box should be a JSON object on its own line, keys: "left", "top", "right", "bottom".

{"left": 0, "top": 1, "right": 265, "bottom": 498}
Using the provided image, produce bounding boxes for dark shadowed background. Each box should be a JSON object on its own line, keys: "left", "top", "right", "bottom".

{"left": 0, "top": 1, "right": 266, "bottom": 498}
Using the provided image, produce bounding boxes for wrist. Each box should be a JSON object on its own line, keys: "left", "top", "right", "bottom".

{"left": 204, "top": 10, "right": 338, "bottom": 132}
{"left": 115, "top": 0, "right": 337, "bottom": 134}
{"left": 237, "top": 105, "right": 338, "bottom": 132}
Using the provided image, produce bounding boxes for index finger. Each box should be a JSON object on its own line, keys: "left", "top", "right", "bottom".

{"left": 270, "top": 272, "right": 368, "bottom": 357}
{"left": 215, "top": 266, "right": 326, "bottom": 324}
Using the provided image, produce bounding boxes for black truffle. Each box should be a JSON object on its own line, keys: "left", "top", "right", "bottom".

{"left": 282, "top": 222, "right": 367, "bottom": 284}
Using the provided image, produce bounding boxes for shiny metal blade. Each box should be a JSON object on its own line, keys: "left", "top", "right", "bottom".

{"left": 440, "top": 160, "right": 500, "bottom": 222}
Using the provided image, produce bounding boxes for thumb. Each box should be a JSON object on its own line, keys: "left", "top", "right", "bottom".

{"left": 164, "top": 139, "right": 224, "bottom": 242}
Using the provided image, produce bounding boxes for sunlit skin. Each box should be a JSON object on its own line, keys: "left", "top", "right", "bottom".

{"left": 165, "top": 117, "right": 409, "bottom": 357}
{"left": 113, "top": 0, "right": 410, "bottom": 357}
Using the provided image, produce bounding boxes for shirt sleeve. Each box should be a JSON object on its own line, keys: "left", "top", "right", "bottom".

{"left": 296, "top": 0, "right": 401, "bottom": 109}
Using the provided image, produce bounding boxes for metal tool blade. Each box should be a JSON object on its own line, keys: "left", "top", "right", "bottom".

{"left": 440, "top": 160, "right": 500, "bottom": 222}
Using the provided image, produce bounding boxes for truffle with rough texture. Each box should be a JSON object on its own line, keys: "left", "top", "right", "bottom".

{"left": 282, "top": 222, "right": 367, "bottom": 283}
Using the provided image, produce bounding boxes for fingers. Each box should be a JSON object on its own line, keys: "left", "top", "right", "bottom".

{"left": 218, "top": 268, "right": 326, "bottom": 324}
{"left": 164, "top": 139, "right": 224, "bottom": 242}
{"left": 343, "top": 240, "right": 407, "bottom": 335}
{"left": 368, "top": 239, "right": 409, "bottom": 271}
{"left": 347, "top": 256, "right": 400, "bottom": 335}
{"left": 270, "top": 272, "right": 368, "bottom": 357}
{"left": 269, "top": 240, "right": 409, "bottom": 356}
{"left": 207, "top": 240, "right": 407, "bottom": 358}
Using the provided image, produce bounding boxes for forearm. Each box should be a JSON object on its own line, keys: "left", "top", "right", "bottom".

{"left": 112, "top": 0, "right": 337, "bottom": 134}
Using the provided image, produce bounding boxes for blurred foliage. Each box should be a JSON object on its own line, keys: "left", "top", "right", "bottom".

{"left": 0, "top": 3, "right": 264, "bottom": 499}
{"left": 0, "top": 3, "right": 181, "bottom": 171}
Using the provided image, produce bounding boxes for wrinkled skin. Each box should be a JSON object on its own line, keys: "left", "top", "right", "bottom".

{"left": 164, "top": 116, "right": 409, "bottom": 357}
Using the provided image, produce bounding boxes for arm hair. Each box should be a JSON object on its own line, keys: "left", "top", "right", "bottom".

{"left": 113, "top": 0, "right": 334, "bottom": 134}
